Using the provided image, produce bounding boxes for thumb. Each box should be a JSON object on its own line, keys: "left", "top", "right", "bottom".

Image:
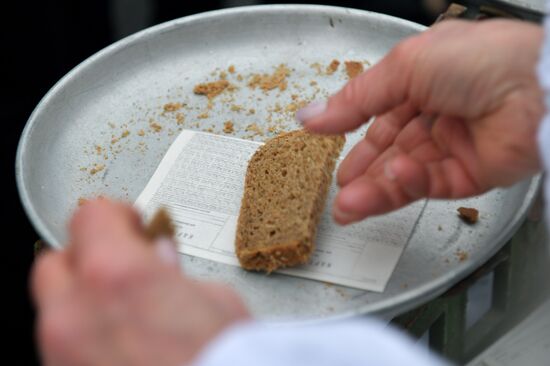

{"left": 297, "top": 36, "right": 421, "bottom": 134}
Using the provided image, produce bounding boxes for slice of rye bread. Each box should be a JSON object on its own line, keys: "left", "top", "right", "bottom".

{"left": 236, "top": 130, "right": 345, "bottom": 272}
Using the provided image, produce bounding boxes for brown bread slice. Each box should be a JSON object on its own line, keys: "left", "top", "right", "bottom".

{"left": 236, "top": 130, "right": 345, "bottom": 272}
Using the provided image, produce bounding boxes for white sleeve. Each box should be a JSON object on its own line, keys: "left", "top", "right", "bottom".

{"left": 191, "top": 318, "right": 450, "bottom": 366}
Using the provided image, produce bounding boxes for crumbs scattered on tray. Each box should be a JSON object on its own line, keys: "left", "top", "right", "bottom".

{"left": 345, "top": 61, "right": 364, "bottom": 79}
{"left": 326, "top": 59, "right": 340, "bottom": 75}
{"left": 163, "top": 102, "right": 183, "bottom": 112}
{"left": 223, "top": 121, "right": 234, "bottom": 134}
{"left": 248, "top": 64, "right": 290, "bottom": 92}
{"left": 455, "top": 249, "right": 469, "bottom": 262}
{"left": 149, "top": 120, "right": 163, "bottom": 133}
{"left": 193, "top": 80, "right": 233, "bottom": 99}
{"left": 175, "top": 113, "right": 185, "bottom": 125}
{"left": 80, "top": 58, "right": 371, "bottom": 184}
{"left": 458, "top": 207, "right": 479, "bottom": 224}
{"left": 89, "top": 163, "right": 105, "bottom": 175}
{"left": 245, "top": 123, "right": 264, "bottom": 138}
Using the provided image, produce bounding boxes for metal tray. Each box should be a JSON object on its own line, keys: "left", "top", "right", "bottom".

{"left": 494, "top": 0, "right": 545, "bottom": 13}
{"left": 16, "top": 5, "right": 539, "bottom": 321}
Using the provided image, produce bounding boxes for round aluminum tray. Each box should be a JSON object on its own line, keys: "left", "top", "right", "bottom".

{"left": 16, "top": 5, "right": 539, "bottom": 321}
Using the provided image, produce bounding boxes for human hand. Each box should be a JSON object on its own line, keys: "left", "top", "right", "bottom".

{"left": 298, "top": 20, "right": 544, "bottom": 224}
{"left": 32, "top": 199, "right": 249, "bottom": 366}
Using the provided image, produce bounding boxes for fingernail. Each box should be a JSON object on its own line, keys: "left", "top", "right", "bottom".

{"left": 333, "top": 206, "right": 357, "bottom": 225}
{"left": 154, "top": 237, "right": 179, "bottom": 266}
{"left": 296, "top": 100, "right": 327, "bottom": 124}
{"left": 384, "top": 160, "right": 397, "bottom": 181}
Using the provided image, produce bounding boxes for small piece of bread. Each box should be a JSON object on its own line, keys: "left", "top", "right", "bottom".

{"left": 236, "top": 130, "right": 345, "bottom": 272}
{"left": 457, "top": 207, "right": 479, "bottom": 224}
{"left": 144, "top": 208, "right": 176, "bottom": 241}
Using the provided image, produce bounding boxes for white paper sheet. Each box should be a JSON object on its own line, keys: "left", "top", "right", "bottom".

{"left": 135, "top": 130, "right": 425, "bottom": 292}
{"left": 467, "top": 299, "right": 550, "bottom": 366}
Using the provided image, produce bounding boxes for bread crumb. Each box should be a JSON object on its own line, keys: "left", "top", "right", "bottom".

{"left": 149, "top": 121, "right": 163, "bottom": 133}
{"left": 78, "top": 197, "right": 88, "bottom": 206}
{"left": 228, "top": 65, "right": 236, "bottom": 74}
{"left": 248, "top": 64, "right": 290, "bottom": 92}
{"left": 121, "top": 130, "right": 130, "bottom": 138}
{"left": 89, "top": 163, "right": 105, "bottom": 175}
{"left": 163, "top": 102, "right": 182, "bottom": 112}
{"left": 310, "top": 62, "right": 323, "bottom": 75}
{"left": 197, "top": 112, "right": 209, "bottom": 119}
{"left": 245, "top": 123, "right": 264, "bottom": 136}
{"left": 95, "top": 145, "right": 103, "bottom": 155}
{"left": 137, "top": 129, "right": 145, "bottom": 136}
{"left": 326, "top": 59, "right": 340, "bottom": 75}
{"left": 345, "top": 61, "right": 364, "bottom": 79}
{"left": 237, "top": 74, "right": 244, "bottom": 82}
{"left": 223, "top": 121, "right": 234, "bottom": 134}
{"left": 247, "top": 108, "right": 256, "bottom": 115}
{"left": 310, "top": 80, "right": 318, "bottom": 86}
{"left": 203, "top": 98, "right": 213, "bottom": 109}
{"left": 286, "top": 103, "right": 298, "bottom": 113}
{"left": 286, "top": 100, "right": 307, "bottom": 113}
{"left": 455, "top": 249, "right": 469, "bottom": 262}
{"left": 231, "top": 104, "right": 244, "bottom": 112}
{"left": 194, "top": 80, "right": 231, "bottom": 99}
{"left": 144, "top": 208, "right": 175, "bottom": 241}
{"left": 175, "top": 113, "right": 185, "bottom": 125}
{"left": 458, "top": 207, "right": 479, "bottom": 224}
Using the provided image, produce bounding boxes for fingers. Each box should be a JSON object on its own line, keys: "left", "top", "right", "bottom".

{"left": 69, "top": 199, "right": 143, "bottom": 252}
{"left": 153, "top": 237, "right": 180, "bottom": 268}
{"left": 32, "top": 251, "right": 73, "bottom": 309}
{"left": 389, "top": 154, "right": 480, "bottom": 199}
{"left": 334, "top": 172, "right": 409, "bottom": 224}
{"left": 334, "top": 142, "right": 481, "bottom": 223}
{"left": 386, "top": 155, "right": 428, "bottom": 199}
{"left": 334, "top": 154, "right": 479, "bottom": 224}
{"left": 298, "top": 35, "right": 424, "bottom": 134}
{"left": 198, "top": 282, "right": 250, "bottom": 320}
{"left": 68, "top": 199, "right": 153, "bottom": 291}
{"left": 333, "top": 114, "right": 482, "bottom": 223}
{"left": 337, "top": 103, "right": 418, "bottom": 186}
